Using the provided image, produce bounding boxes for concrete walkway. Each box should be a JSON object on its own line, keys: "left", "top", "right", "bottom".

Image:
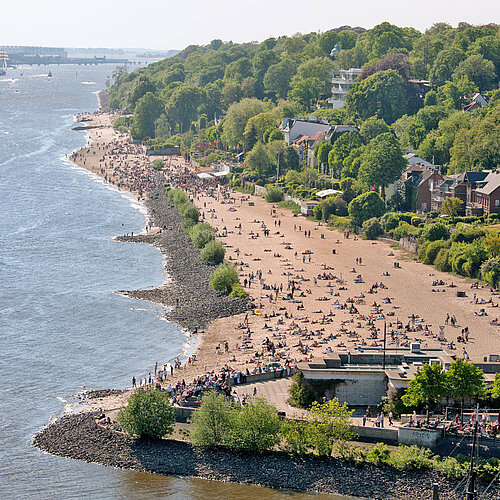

{"left": 232, "top": 378, "right": 309, "bottom": 419}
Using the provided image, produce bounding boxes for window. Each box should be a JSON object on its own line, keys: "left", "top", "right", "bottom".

{"left": 495, "top": 199, "right": 500, "bottom": 208}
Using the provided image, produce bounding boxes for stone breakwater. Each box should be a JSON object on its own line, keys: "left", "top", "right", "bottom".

{"left": 117, "top": 186, "right": 249, "bottom": 332}
{"left": 33, "top": 412, "right": 498, "bottom": 500}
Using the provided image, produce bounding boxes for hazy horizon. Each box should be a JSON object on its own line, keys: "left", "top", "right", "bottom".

{"left": 2, "top": 0, "right": 498, "bottom": 50}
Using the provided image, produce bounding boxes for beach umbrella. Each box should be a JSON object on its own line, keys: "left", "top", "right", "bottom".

{"left": 267, "top": 362, "right": 282, "bottom": 368}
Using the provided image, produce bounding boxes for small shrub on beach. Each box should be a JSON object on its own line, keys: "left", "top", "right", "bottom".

{"left": 201, "top": 240, "right": 225, "bottom": 265}
{"left": 117, "top": 389, "right": 174, "bottom": 440}
{"left": 189, "top": 223, "right": 214, "bottom": 249}
{"left": 209, "top": 263, "right": 239, "bottom": 293}
{"left": 152, "top": 159, "right": 165, "bottom": 171}
{"left": 229, "top": 283, "right": 247, "bottom": 297}
{"left": 362, "top": 217, "right": 383, "bottom": 240}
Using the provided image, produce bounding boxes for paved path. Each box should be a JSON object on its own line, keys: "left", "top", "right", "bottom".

{"left": 232, "top": 378, "right": 308, "bottom": 419}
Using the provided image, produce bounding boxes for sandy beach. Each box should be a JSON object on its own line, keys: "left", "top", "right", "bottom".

{"left": 70, "top": 111, "right": 499, "bottom": 395}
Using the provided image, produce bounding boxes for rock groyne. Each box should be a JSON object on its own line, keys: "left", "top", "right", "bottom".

{"left": 117, "top": 186, "right": 249, "bottom": 332}
{"left": 34, "top": 412, "right": 498, "bottom": 499}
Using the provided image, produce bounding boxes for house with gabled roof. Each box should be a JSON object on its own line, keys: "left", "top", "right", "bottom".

{"left": 467, "top": 170, "right": 500, "bottom": 216}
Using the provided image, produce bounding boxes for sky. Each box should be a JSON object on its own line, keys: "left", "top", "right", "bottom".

{"left": 2, "top": 0, "right": 499, "bottom": 49}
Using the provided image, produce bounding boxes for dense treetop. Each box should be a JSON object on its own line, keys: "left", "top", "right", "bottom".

{"left": 109, "top": 21, "right": 500, "bottom": 189}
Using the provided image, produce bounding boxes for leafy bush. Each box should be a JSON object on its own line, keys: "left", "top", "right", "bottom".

{"left": 451, "top": 226, "right": 486, "bottom": 243}
{"left": 366, "top": 442, "right": 391, "bottom": 464}
{"left": 265, "top": 186, "right": 284, "bottom": 203}
{"left": 435, "top": 456, "right": 468, "bottom": 480}
{"left": 481, "top": 257, "right": 500, "bottom": 287}
{"left": 362, "top": 217, "right": 383, "bottom": 240}
{"left": 117, "top": 389, "right": 175, "bottom": 440}
{"left": 168, "top": 188, "right": 189, "bottom": 206}
{"left": 209, "top": 263, "right": 239, "bottom": 294}
{"left": 348, "top": 191, "right": 386, "bottom": 227}
{"left": 421, "top": 222, "right": 450, "bottom": 242}
{"left": 309, "top": 398, "right": 355, "bottom": 457}
{"left": 281, "top": 419, "right": 312, "bottom": 455}
{"left": 288, "top": 372, "right": 314, "bottom": 408}
{"left": 189, "top": 223, "right": 214, "bottom": 249}
{"left": 227, "top": 398, "right": 281, "bottom": 453}
{"left": 420, "top": 239, "right": 449, "bottom": 265}
{"left": 201, "top": 240, "right": 225, "bottom": 265}
{"left": 434, "top": 248, "right": 451, "bottom": 271}
{"left": 229, "top": 283, "right": 247, "bottom": 297}
{"left": 329, "top": 215, "right": 351, "bottom": 231}
{"left": 152, "top": 159, "right": 165, "bottom": 171}
{"left": 411, "top": 216, "right": 424, "bottom": 227}
{"left": 388, "top": 446, "right": 434, "bottom": 470}
{"left": 392, "top": 221, "right": 421, "bottom": 240}
{"left": 381, "top": 212, "right": 401, "bottom": 232}
{"left": 189, "top": 391, "right": 232, "bottom": 448}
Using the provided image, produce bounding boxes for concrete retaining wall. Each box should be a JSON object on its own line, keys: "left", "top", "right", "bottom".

{"left": 398, "top": 427, "right": 443, "bottom": 448}
{"left": 352, "top": 425, "right": 398, "bottom": 444}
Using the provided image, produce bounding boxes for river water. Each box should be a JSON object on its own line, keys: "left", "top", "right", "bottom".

{"left": 0, "top": 65, "right": 347, "bottom": 499}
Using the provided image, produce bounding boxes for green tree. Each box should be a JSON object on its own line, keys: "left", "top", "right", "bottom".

{"left": 252, "top": 50, "right": 279, "bottom": 81}
{"left": 152, "top": 159, "right": 165, "bottom": 171}
{"left": 263, "top": 60, "right": 296, "bottom": 99}
{"left": 453, "top": 54, "right": 497, "bottom": 91}
{"left": 128, "top": 75, "right": 156, "bottom": 110}
{"left": 209, "top": 263, "right": 239, "bottom": 294}
{"left": 268, "top": 129, "right": 284, "bottom": 142}
{"left": 421, "top": 222, "right": 450, "bottom": 242}
{"left": 362, "top": 217, "right": 384, "bottom": 240}
{"left": 309, "top": 398, "right": 355, "bottom": 457}
{"left": 348, "top": 191, "right": 386, "bottom": 226}
{"left": 401, "top": 363, "right": 449, "bottom": 408}
{"left": 314, "top": 141, "right": 332, "bottom": 170}
{"left": 201, "top": 240, "right": 225, "bottom": 265}
{"left": 188, "top": 223, "right": 214, "bottom": 248}
{"left": 328, "top": 132, "right": 363, "bottom": 176}
{"left": 265, "top": 186, "right": 283, "bottom": 202}
{"left": 438, "top": 76, "right": 478, "bottom": 110}
{"left": 224, "top": 57, "right": 253, "bottom": 83}
{"left": 441, "top": 196, "right": 463, "bottom": 216}
{"left": 447, "top": 359, "right": 485, "bottom": 409}
{"left": 244, "top": 122, "right": 259, "bottom": 152}
{"left": 449, "top": 106, "right": 500, "bottom": 173}
{"left": 358, "top": 133, "right": 407, "bottom": 196}
{"left": 318, "top": 31, "right": 339, "bottom": 55}
{"left": 359, "top": 117, "right": 390, "bottom": 143}
{"left": 222, "top": 98, "right": 267, "bottom": 147}
{"left": 484, "top": 231, "right": 500, "bottom": 257}
{"left": 491, "top": 372, "right": 500, "bottom": 400}
{"left": 165, "top": 84, "right": 203, "bottom": 132}
{"left": 345, "top": 70, "right": 408, "bottom": 124}
{"left": 130, "top": 92, "right": 163, "bottom": 140}
{"left": 221, "top": 82, "right": 242, "bottom": 109}
{"left": 227, "top": 398, "right": 281, "bottom": 453}
{"left": 429, "top": 47, "right": 466, "bottom": 87}
{"left": 189, "top": 391, "right": 233, "bottom": 447}
{"left": 245, "top": 142, "right": 274, "bottom": 179}
{"left": 289, "top": 77, "right": 324, "bottom": 110}
{"left": 117, "top": 390, "right": 175, "bottom": 440}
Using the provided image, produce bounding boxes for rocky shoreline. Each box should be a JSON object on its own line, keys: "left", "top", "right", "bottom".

{"left": 116, "top": 185, "right": 249, "bottom": 332}
{"left": 34, "top": 412, "right": 499, "bottom": 499}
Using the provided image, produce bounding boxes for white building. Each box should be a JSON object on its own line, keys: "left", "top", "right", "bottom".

{"left": 328, "top": 68, "right": 362, "bottom": 109}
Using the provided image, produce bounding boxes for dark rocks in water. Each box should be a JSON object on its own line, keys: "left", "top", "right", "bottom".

{"left": 33, "top": 412, "right": 497, "bottom": 499}
{"left": 116, "top": 186, "right": 250, "bottom": 332}
{"left": 84, "top": 389, "right": 126, "bottom": 400}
